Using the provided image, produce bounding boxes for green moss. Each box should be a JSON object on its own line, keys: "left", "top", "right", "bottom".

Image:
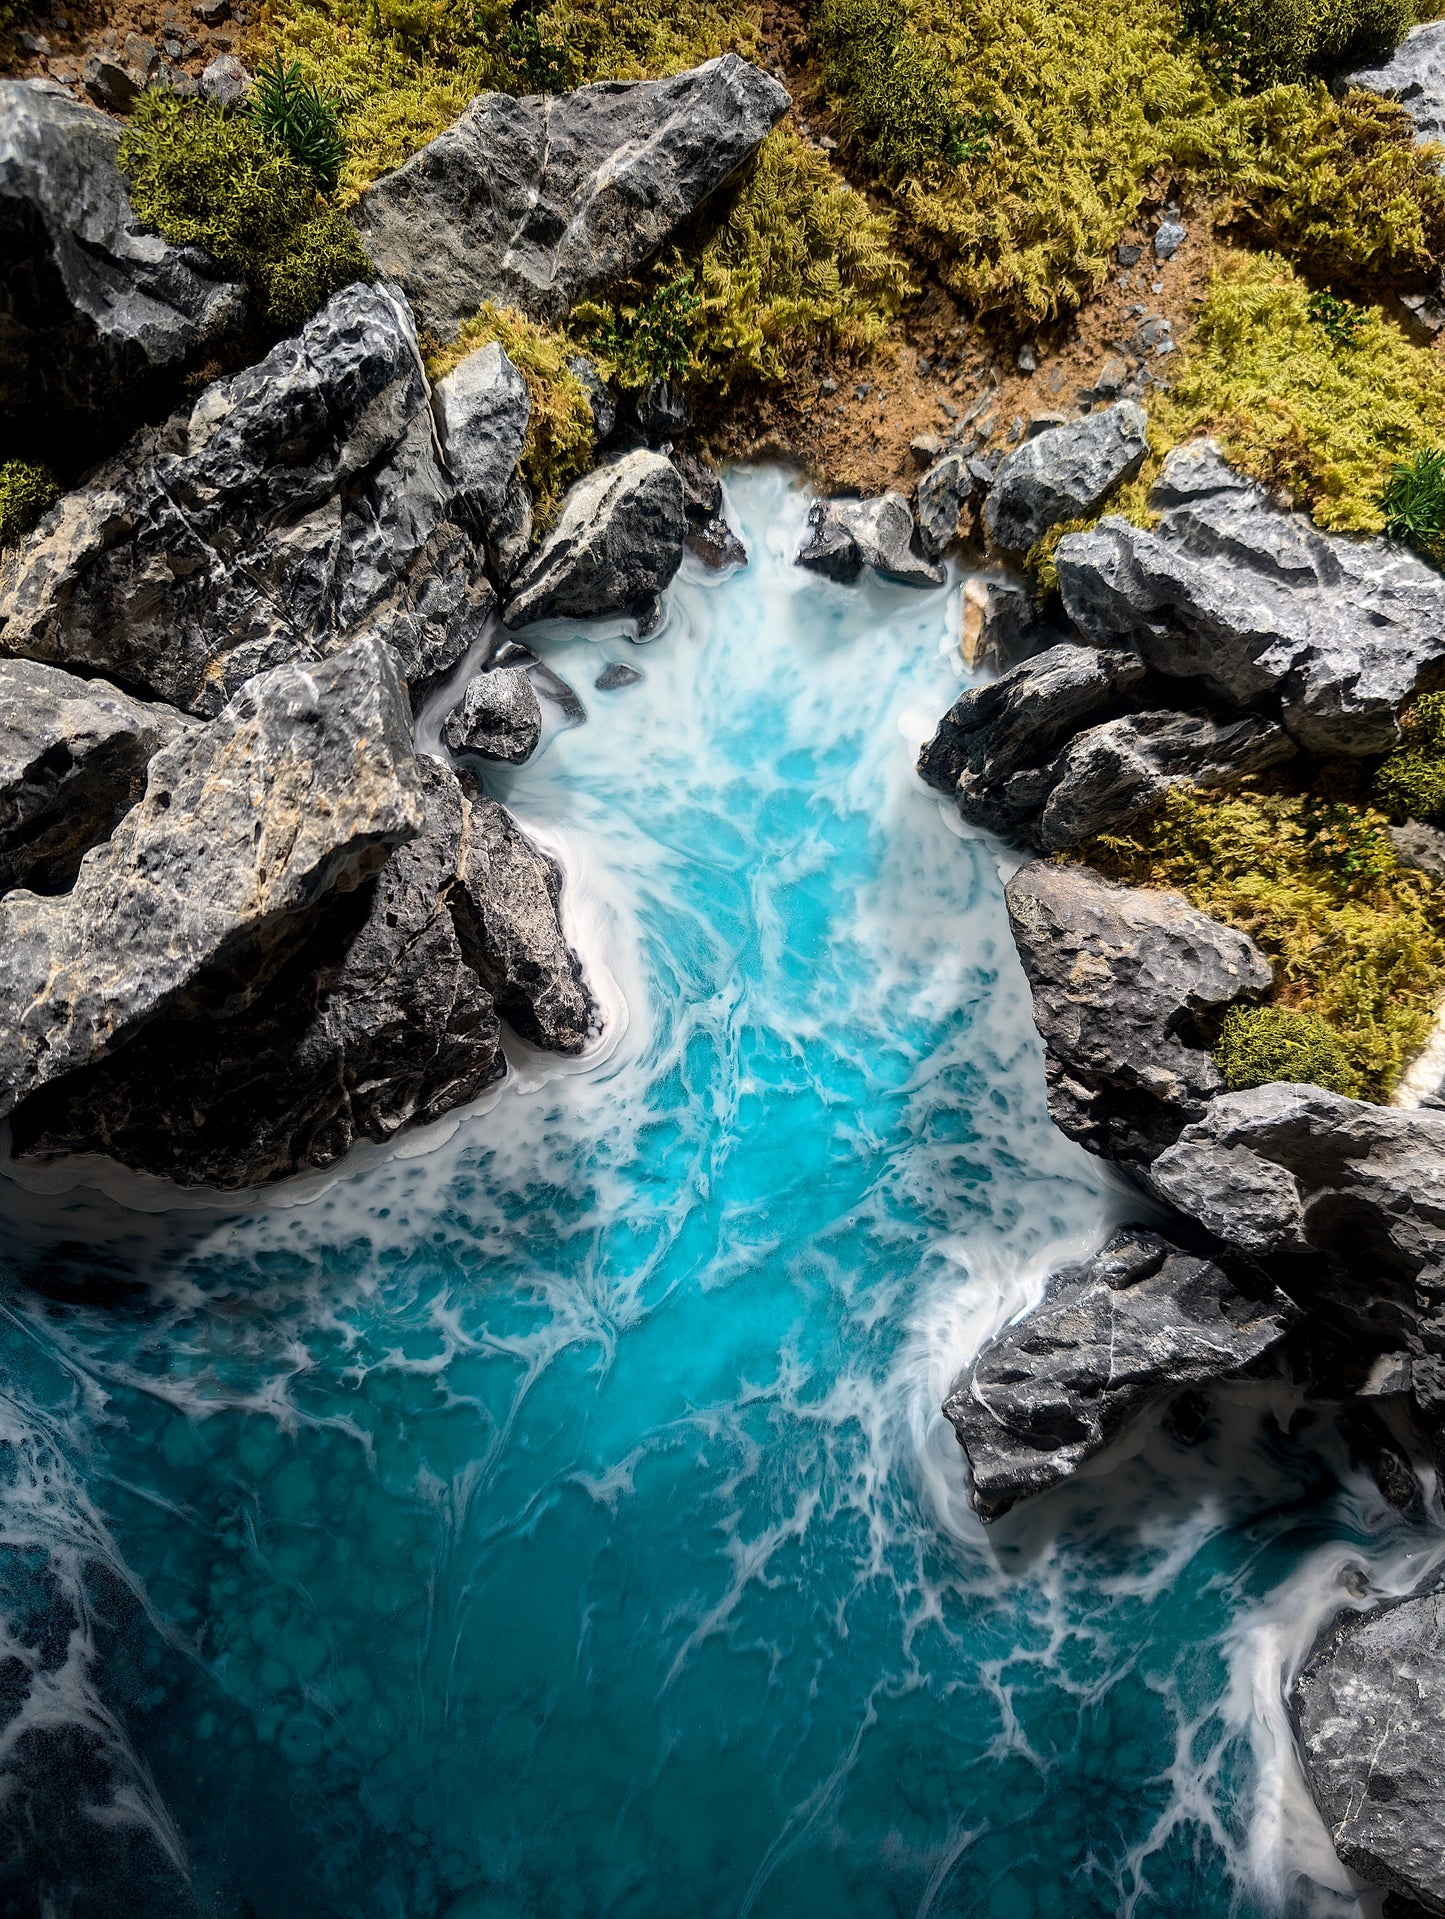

{"left": 425, "top": 304, "right": 595, "bottom": 526}
{"left": 118, "top": 93, "right": 372, "bottom": 329}
{"left": 1377, "top": 692, "right": 1445, "bottom": 823}
{"left": 1191, "top": 0, "right": 1413, "bottom": 88}
{"left": 1213, "top": 1004, "right": 1361, "bottom": 1095}
{"left": 1076, "top": 784, "right": 1445, "bottom": 1100}
{"left": 0, "top": 461, "right": 60, "bottom": 546}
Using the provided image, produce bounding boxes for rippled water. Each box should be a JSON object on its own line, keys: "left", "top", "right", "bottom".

{"left": 1, "top": 469, "right": 1440, "bottom": 1919}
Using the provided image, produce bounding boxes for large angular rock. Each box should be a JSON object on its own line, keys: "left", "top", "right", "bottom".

{"left": 1295, "top": 1590, "right": 1445, "bottom": 1916}
{"left": 0, "top": 657, "right": 191, "bottom": 893}
{"left": 11, "top": 759, "right": 504, "bottom": 1188}
{"left": 442, "top": 666, "right": 542, "bottom": 764}
{"left": 1347, "top": 22, "right": 1445, "bottom": 145}
{"left": 453, "top": 795, "right": 594, "bottom": 1052}
{"left": 0, "top": 636, "right": 423, "bottom": 1121}
{"left": 984, "top": 402, "right": 1148, "bottom": 551}
{"left": 796, "top": 491, "right": 945, "bottom": 588}
{"left": 944, "top": 1225, "right": 1297, "bottom": 1519}
{"left": 916, "top": 640, "right": 1146, "bottom": 822}
{"left": 1036, "top": 708, "right": 1295, "bottom": 852}
{"left": 916, "top": 452, "right": 972, "bottom": 562}
{"left": 351, "top": 57, "right": 789, "bottom": 337}
{"left": 0, "top": 79, "right": 246, "bottom": 456}
{"left": 0, "top": 283, "right": 493, "bottom": 715}
{"left": 432, "top": 340, "right": 532, "bottom": 582}
{"left": 1005, "top": 860, "right": 1273, "bottom": 1169}
{"left": 503, "top": 450, "right": 685, "bottom": 633}
{"left": 1054, "top": 442, "right": 1445, "bottom": 757}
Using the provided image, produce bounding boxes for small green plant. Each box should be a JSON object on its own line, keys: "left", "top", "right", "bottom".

{"left": 1379, "top": 447, "right": 1445, "bottom": 557}
{"left": 1376, "top": 691, "right": 1445, "bottom": 823}
{"left": 1303, "top": 797, "right": 1394, "bottom": 887}
{"left": 0, "top": 461, "right": 60, "bottom": 546}
{"left": 581, "top": 272, "right": 701, "bottom": 388}
{"left": 1213, "top": 1003, "right": 1361, "bottom": 1096}
{"left": 1307, "top": 287, "right": 1365, "bottom": 347}
{"left": 249, "top": 56, "right": 347, "bottom": 190}
{"left": 501, "top": 9, "right": 576, "bottom": 91}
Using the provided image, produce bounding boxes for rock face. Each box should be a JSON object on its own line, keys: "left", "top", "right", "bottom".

{"left": 797, "top": 492, "right": 945, "bottom": 588}
{"left": 351, "top": 57, "right": 789, "bottom": 337}
{"left": 432, "top": 341, "right": 530, "bottom": 544}
{"left": 1054, "top": 442, "right": 1445, "bottom": 757}
{"left": 0, "top": 79, "right": 246, "bottom": 456}
{"left": 0, "top": 637, "right": 423, "bottom": 1123}
{"left": 0, "top": 658, "right": 191, "bottom": 893}
{"left": 984, "top": 403, "right": 1148, "bottom": 551}
{"left": 442, "top": 666, "right": 542, "bottom": 764}
{"left": 12, "top": 758, "right": 505, "bottom": 1187}
{"left": 916, "top": 452, "right": 972, "bottom": 561}
{"left": 944, "top": 1226, "right": 1297, "bottom": 1519}
{"left": 1295, "top": 1590, "right": 1445, "bottom": 1916}
{"left": 1036, "top": 708, "right": 1295, "bottom": 852}
{"left": 958, "top": 575, "right": 1061, "bottom": 673}
{"left": 1005, "top": 860, "right": 1273, "bottom": 1169}
{"left": 674, "top": 449, "right": 746, "bottom": 569}
{"left": 503, "top": 450, "right": 685, "bottom": 633}
{"left": 1347, "top": 22, "right": 1445, "bottom": 145}
{"left": 0, "top": 283, "right": 492, "bottom": 715}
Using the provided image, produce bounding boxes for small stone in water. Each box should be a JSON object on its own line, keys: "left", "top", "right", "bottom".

{"left": 595, "top": 661, "right": 643, "bottom": 691}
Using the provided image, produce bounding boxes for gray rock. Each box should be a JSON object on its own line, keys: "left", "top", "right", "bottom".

{"left": 453, "top": 794, "right": 594, "bottom": 1051}
{"left": 1295, "top": 1590, "right": 1445, "bottom": 1915}
{"left": 11, "top": 758, "right": 505, "bottom": 1188}
{"left": 916, "top": 453, "right": 972, "bottom": 561}
{"left": 441, "top": 666, "right": 542, "bottom": 764}
{"left": 1153, "top": 217, "right": 1187, "bottom": 260}
{"left": 81, "top": 57, "right": 141, "bottom": 113}
{"left": 1391, "top": 819, "right": 1445, "bottom": 882}
{"left": 0, "top": 80, "right": 246, "bottom": 455}
{"left": 1055, "top": 442, "right": 1445, "bottom": 757}
{"left": 568, "top": 355, "right": 616, "bottom": 441}
{"left": 636, "top": 378, "right": 689, "bottom": 443}
{"left": 1402, "top": 290, "right": 1445, "bottom": 336}
{"left": 485, "top": 476, "right": 536, "bottom": 586}
{"left": 1347, "top": 22, "right": 1445, "bottom": 145}
{"left": 916, "top": 640, "right": 1146, "bottom": 813}
{"left": 351, "top": 57, "right": 789, "bottom": 337}
{"left": 0, "top": 283, "right": 492, "bottom": 715}
{"left": 944, "top": 1225, "right": 1297, "bottom": 1519}
{"left": 674, "top": 448, "right": 746, "bottom": 569}
{"left": 0, "top": 658, "right": 191, "bottom": 894}
{"left": 984, "top": 402, "right": 1148, "bottom": 551}
{"left": 0, "top": 636, "right": 423, "bottom": 1124}
{"left": 1036, "top": 708, "right": 1296, "bottom": 851}
{"left": 199, "top": 53, "right": 250, "bottom": 107}
{"left": 958, "top": 575, "right": 1061, "bottom": 673}
{"left": 1005, "top": 860, "right": 1273, "bottom": 1169}
{"left": 503, "top": 449, "right": 685, "bottom": 633}
{"left": 797, "top": 491, "right": 945, "bottom": 588}
{"left": 432, "top": 341, "right": 530, "bottom": 531}
{"left": 595, "top": 660, "right": 642, "bottom": 690}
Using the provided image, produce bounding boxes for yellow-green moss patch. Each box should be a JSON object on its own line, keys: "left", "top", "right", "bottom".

{"left": 0, "top": 461, "right": 59, "bottom": 546}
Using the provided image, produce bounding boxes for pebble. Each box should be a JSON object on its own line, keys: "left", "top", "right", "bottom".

{"left": 1016, "top": 343, "right": 1038, "bottom": 373}
{"left": 1117, "top": 243, "right": 1143, "bottom": 267}
{"left": 1153, "top": 218, "right": 1187, "bottom": 261}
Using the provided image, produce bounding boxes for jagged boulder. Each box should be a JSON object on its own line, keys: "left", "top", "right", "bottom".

{"left": 1036, "top": 709, "right": 1295, "bottom": 852}
{"left": 674, "top": 448, "right": 746, "bottom": 569}
{"left": 1295, "top": 1590, "right": 1445, "bottom": 1916}
{"left": 1347, "top": 22, "right": 1445, "bottom": 144}
{"left": 797, "top": 491, "right": 945, "bottom": 588}
{"left": 11, "top": 758, "right": 504, "bottom": 1187}
{"left": 351, "top": 57, "right": 789, "bottom": 337}
{"left": 503, "top": 450, "right": 685, "bottom": 633}
{"left": 944, "top": 1225, "right": 1297, "bottom": 1519}
{"left": 1054, "top": 442, "right": 1445, "bottom": 757}
{"left": 454, "top": 794, "right": 594, "bottom": 1052}
{"left": 958, "top": 575, "right": 1062, "bottom": 672}
{"left": 1005, "top": 860, "right": 1273, "bottom": 1169}
{"left": 442, "top": 666, "right": 542, "bottom": 764}
{"left": 432, "top": 340, "right": 530, "bottom": 536}
{"left": 0, "top": 282, "right": 493, "bottom": 715}
{"left": 0, "top": 636, "right": 423, "bottom": 1122}
{"left": 0, "top": 79, "right": 246, "bottom": 457}
{"left": 916, "top": 452, "right": 972, "bottom": 561}
{"left": 984, "top": 402, "right": 1148, "bottom": 552}
{"left": 0, "top": 658, "right": 191, "bottom": 893}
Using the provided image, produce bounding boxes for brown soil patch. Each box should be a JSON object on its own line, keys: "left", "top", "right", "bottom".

{"left": 1, "top": 0, "right": 243, "bottom": 100}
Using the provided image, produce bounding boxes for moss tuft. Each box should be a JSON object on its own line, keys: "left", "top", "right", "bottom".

{"left": 118, "top": 92, "right": 372, "bottom": 329}
{"left": 0, "top": 461, "right": 60, "bottom": 546}
{"left": 426, "top": 304, "right": 595, "bottom": 526}
{"left": 1213, "top": 1003, "right": 1361, "bottom": 1095}
{"left": 1377, "top": 691, "right": 1445, "bottom": 823}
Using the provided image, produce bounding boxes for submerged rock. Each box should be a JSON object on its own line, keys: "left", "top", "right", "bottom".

{"left": 442, "top": 666, "right": 542, "bottom": 764}
{"left": 1347, "top": 22, "right": 1445, "bottom": 145}
{"left": 944, "top": 1226, "right": 1297, "bottom": 1519}
{"left": 0, "top": 636, "right": 423, "bottom": 1122}
{"left": 1295, "top": 1589, "right": 1445, "bottom": 1915}
{"left": 984, "top": 402, "right": 1148, "bottom": 552}
{"left": 351, "top": 57, "right": 789, "bottom": 337}
{"left": 797, "top": 492, "right": 945, "bottom": 588}
{"left": 0, "top": 658, "right": 191, "bottom": 893}
{"left": 503, "top": 450, "right": 685, "bottom": 633}
{"left": 0, "top": 282, "right": 492, "bottom": 715}
{"left": 1054, "top": 442, "right": 1445, "bottom": 757}
{"left": 595, "top": 660, "right": 642, "bottom": 690}
{"left": 0, "top": 79, "right": 246, "bottom": 457}
{"left": 1004, "top": 860, "right": 1272, "bottom": 1170}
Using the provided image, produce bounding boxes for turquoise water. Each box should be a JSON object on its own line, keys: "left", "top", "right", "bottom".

{"left": 0, "top": 470, "right": 1438, "bottom": 1919}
